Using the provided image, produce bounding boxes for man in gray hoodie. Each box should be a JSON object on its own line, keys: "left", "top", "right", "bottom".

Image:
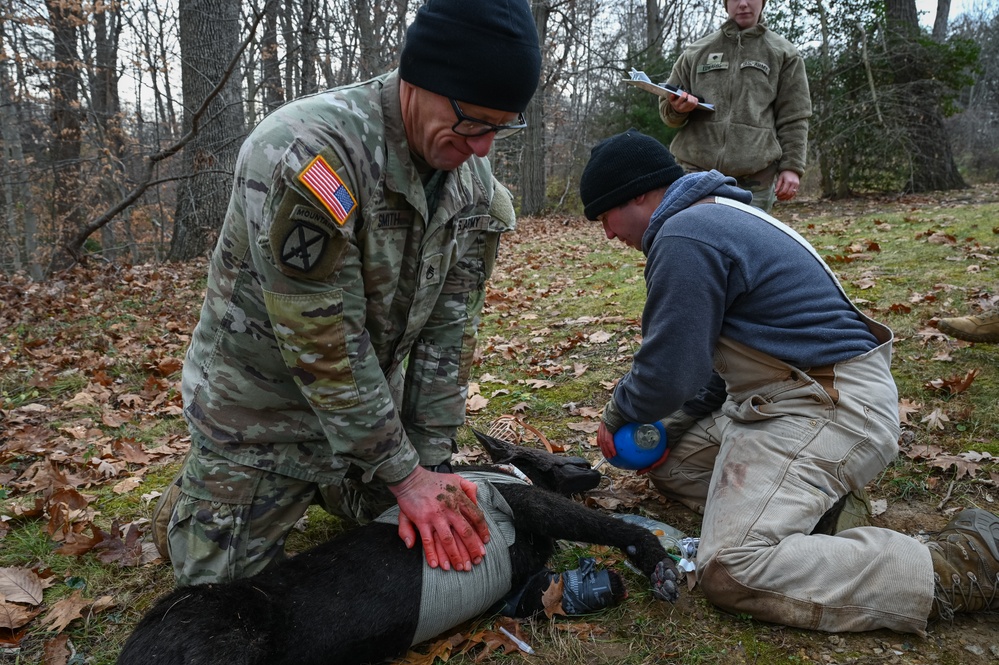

{"left": 579, "top": 129, "right": 999, "bottom": 634}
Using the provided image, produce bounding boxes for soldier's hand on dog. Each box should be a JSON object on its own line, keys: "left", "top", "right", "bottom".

{"left": 390, "top": 466, "right": 491, "bottom": 571}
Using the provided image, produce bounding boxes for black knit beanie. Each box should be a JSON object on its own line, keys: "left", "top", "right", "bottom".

{"left": 579, "top": 130, "right": 685, "bottom": 221}
{"left": 399, "top": 0, "right": 542, "bottom": 113}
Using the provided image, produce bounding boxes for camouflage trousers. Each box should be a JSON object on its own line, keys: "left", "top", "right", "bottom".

{"left": 152, "top": 444, "right": 396, "bottom": 585}
{"left": 680, "top": 161, "right": 778, "bottom": 212}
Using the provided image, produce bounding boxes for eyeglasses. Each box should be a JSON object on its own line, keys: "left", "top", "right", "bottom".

{"left": 449, "top": 98, "right": 527, "bottom": 139}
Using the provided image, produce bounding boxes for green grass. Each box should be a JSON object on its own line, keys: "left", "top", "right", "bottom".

{"left": 2, "top": 191, "right": 999, "bottom": 664}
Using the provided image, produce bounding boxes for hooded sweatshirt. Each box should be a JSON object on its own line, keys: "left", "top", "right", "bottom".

{"left": 613, "top": 171, "right": 878, "bottom": 425}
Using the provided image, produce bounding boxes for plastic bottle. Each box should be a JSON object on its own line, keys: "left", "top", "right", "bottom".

{"left": 607, "top": 421, "right": 668, "bottom": 470}
{"left": 610, "top": 513, "right": 687, "bottom": 554}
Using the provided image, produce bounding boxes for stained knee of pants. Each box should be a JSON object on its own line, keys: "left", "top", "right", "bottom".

{"left": 698, "top": 553, "right": 822, "bottom": 628}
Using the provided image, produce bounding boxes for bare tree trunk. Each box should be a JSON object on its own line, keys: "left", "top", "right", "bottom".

{"left": 167, "top": 0, "right": 246, "bottom": 261}
{"left": 0, "top": 51, "right": 39, "bottom": 277}
{"left": 300, "top": 0, "right": 319, "bottom": 94}
{"left": 355, "top": 0, "right": 378, "bottom": 79}
{"left": 885, "top": 0, "right": 967, "bottom": 192}
{"left": 520, "top": 0, "right": 550, "bottom": 216}
{"left": 282, "top": 0, "right": 298, "bottom": 98}
{"left": 45, "top": 0, "right": 84, "bottom": 273}
{"left": 261, "top": 4, "right": 283, "bottom": 111}
{"left": 932, "top": 0, "right": 952, "bottom": 41}
{"left": 646, "top": 0, "right": 663, "bottom": 55}
{"left": 91, "top": 1, "right": 126, "bottom": 262}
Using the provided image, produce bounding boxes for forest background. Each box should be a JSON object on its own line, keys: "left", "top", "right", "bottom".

{"left": 2, "top": 0, "right": 999, "bottom": 663}
{"left": 0, "top": 0, "right": 997, "bottom": 279}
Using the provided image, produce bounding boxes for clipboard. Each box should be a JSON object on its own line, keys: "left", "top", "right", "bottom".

{"left": 623, "top": 68, "right": 715, "bottom": 112}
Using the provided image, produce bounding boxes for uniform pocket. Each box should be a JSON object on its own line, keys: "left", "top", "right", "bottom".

{"left": 263, "top": 288, "right": 359, "bottom": 409}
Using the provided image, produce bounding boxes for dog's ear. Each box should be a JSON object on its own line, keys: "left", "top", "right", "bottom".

{"left": 471, "top": 429, "right": 602, "bottom": 495}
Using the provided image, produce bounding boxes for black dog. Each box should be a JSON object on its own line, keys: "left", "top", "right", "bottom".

{"left": 118, "top": 431, "right": 679, "bottom": 665}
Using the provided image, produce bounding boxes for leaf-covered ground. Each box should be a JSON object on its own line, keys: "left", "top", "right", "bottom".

{"left": 1, "top": 184, "right": 999, "bottom": 664}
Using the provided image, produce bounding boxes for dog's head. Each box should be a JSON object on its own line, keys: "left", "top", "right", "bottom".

{"left": 471, "top": 428, "right": 602, "bottom": 495}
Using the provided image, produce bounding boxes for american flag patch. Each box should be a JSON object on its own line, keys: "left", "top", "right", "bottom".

{"left": 298, "top": 155, "right": 357, "bottom": 225}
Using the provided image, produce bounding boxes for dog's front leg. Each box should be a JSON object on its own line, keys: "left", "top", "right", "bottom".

{"left": 497, "top": 484, "right": 680, "bottom": 602}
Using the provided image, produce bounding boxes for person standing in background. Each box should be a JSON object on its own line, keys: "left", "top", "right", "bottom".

{"left": 660, "top": 0, "right": 811, "bottom": 212}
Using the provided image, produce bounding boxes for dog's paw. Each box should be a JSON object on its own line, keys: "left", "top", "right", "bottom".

{"left": 650, "top": 559, "right": 680, "bottom": 603}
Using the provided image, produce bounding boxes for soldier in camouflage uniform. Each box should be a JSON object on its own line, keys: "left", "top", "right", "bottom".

{"left": 153, "top": 0, "right": 542, "bottom": 585}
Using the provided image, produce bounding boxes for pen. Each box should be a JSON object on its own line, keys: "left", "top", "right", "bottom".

{"left": 499, "top": 626, "right": 536, "bottom": 655}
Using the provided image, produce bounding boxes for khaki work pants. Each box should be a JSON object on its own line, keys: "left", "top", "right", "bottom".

{"left": 648, "top": 334, "right": 935, "bottom": 634}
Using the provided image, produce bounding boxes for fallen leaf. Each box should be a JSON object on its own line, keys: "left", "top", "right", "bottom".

{"left": 921, "top": 408, "right": 950, "bottom": 431}
{"left": 588, "top": 331, "right": 612, "bottom": 344}
{"left": 523, "top": 379, "right": 554, "bottom": 390}
{"left": 0, "top": 601, "right": 42, "bottom": 630}
{"left": 566, "top": 421, "right": 599, "bottom": 433}
{"left": 926, "top": 232, "right": 956, "bottom": 245}
{"left": 43, "top": 633, "right": 71, "bottom": 665}
{"left": 53, "top": 523, "right": 105, "bottom": 556}
{"left": 89, "top": 596, "right": 115, "bottom": 614}
{"left": 112, "top": 477, "right": 142, "bottom": 494}
{"left": 93, "top": 521, "right": 145, "bottom": 566}
{"left": 156, "top": 357, "right": 183, "bottom": 376}
{"left": 897, "top": 399, "right": 921, "bottom": 426}
{"left": 542, "top": 576, "right": 566, "bottom": 618}
{"left": 928, "top": 454, "right": 978, "bottom": 479}
{"left": 923, "top": 369, "right": 979, "bottom": 395}
{"left": 63, "top": 391, "right": 97, "bottom": 409}
{"left": 853, "top": 277, "right": 877, "bottom": 289}
{"left": 112, "top": 439, "right": 151, "bottom": 464}
{"left": 396, "top": 631, "right": 466, "bottom": 665}
{"left": 0, "top": 568, "right": 44, "bottom": 605}
{"left": 39, "top": 590, "right": 91, "bottom": 633}
{"left": 101, "top": 411, "right": 126, "bottom": 428}
{"left": 118, "top": 394, "right": 144, "bottom": 408}
{"left": 465, "top": 394, "right": 489, "bottom": 412}
{"left": 904, "top": 443, "right": 946, "bottom": 460}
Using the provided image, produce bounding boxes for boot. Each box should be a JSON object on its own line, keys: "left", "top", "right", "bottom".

{"left": 937, "top": 311, "right": 999, "bottom": 343}
{"left": 927, "top": 508, "right": 999, "bottom": 619}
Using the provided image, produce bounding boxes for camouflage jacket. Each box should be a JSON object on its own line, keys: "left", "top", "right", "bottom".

{"left": 660, "top": 20, "right": 811, "bottom": 177}
{"left": 181, "top": 71, "right": 516, "bottom": 486}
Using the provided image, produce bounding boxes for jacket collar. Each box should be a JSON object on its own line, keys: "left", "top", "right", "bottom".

{"left": 721, "top": 18, "right": 767, "bottom": 40}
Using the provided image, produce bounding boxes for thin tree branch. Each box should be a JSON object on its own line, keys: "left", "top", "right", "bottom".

{"left": 53, "top": 2, "right": 273, "bottom": 274}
